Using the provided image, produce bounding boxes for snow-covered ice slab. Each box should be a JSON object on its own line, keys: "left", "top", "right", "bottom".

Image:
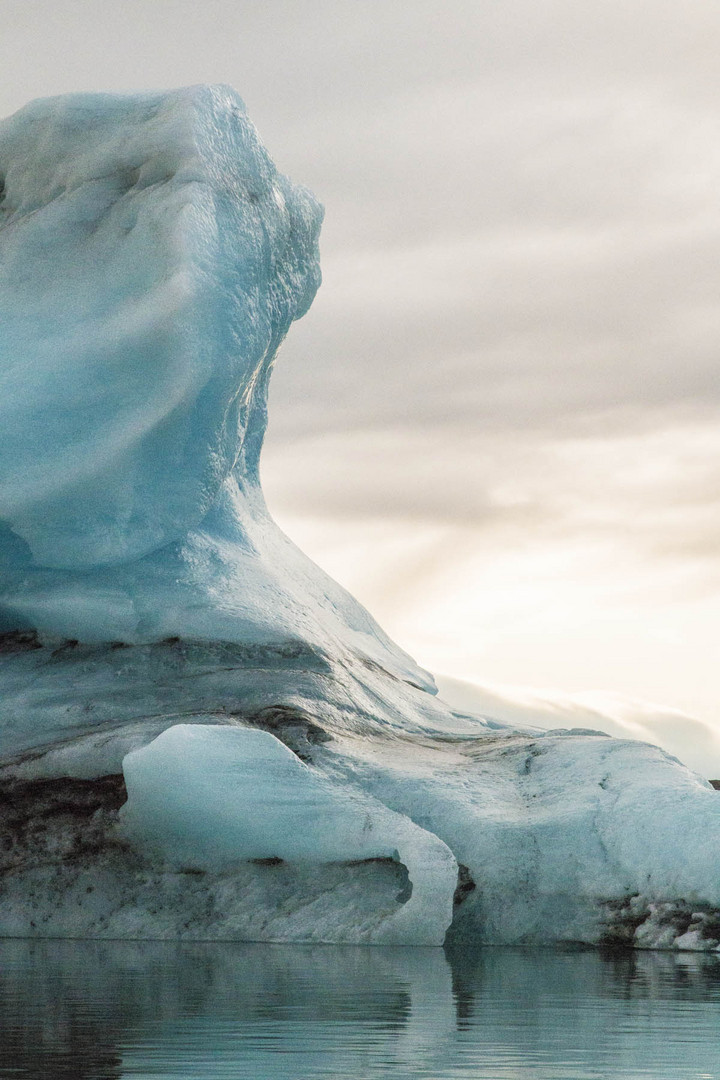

{"left": 1, "top": 87, "right": 720, "bottom": 949}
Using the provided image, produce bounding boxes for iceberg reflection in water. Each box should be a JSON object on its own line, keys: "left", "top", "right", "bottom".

{"left": 1, "top": 941, "right": 720, "bottom": 1079}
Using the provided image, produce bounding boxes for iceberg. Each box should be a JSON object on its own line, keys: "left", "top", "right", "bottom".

{"left": 1, "top": 85, "right": 720, "bottom": 950}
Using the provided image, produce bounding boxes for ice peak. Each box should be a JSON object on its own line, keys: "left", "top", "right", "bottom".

{"left": 0, "top": 86, "right": 320, "bottom": 567}
{"left": 0, "top": 88, "right": 423, "bottom": 690}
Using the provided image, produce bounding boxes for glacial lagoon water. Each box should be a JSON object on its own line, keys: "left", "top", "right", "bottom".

{"left": 1, "top": 940, "right": 720, "bottom": 1079}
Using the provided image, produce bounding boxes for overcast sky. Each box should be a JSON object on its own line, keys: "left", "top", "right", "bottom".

{"left": 2, "top": 1, "right": 719, "bottom": 726}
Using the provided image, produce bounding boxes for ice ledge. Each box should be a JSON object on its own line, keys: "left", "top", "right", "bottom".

{"left": 122, "top": 724, "right": 457, "bottom": 945}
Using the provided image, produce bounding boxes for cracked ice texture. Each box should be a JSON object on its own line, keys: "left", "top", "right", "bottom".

{"left": 0, "top": 85, "right": 320, "bottom": 571}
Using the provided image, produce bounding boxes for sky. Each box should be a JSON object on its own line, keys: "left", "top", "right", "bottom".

{"left": 1, "top": 1, "right": 719, "bottom": 741}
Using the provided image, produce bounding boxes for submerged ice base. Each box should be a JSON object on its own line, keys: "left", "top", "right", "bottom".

{"left": 1, "top": 86, "right": 720, "bottom": 950}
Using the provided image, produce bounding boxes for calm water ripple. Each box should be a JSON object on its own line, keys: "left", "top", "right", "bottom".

{"left": 1, "top": 939, "right": 720, "bottom": 1078}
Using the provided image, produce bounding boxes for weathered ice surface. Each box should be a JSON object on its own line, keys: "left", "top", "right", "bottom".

{"left": 1, "top": 87, "right": 720, "bottom": 949}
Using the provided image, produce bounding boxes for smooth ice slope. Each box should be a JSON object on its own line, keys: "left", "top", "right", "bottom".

{"left": 2, "top": 87, "right": 720, "bottom": 951}
{"left": 436, "top": 676, "right": 720, "bottom": 779}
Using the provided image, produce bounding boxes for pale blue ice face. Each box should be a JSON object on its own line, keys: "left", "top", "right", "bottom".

{"left": 0, "top": 86, "right": 322, "bottom": 571}
{"left": 0, "top": 86, "right": 423, "bottom": 669}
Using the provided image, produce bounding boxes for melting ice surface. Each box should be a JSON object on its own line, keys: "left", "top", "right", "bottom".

{"left": 3, "top": 940, "right": 720, "bottom": 1079}
{"left": 1, "top": 85, "right": 720, "bottom": 951}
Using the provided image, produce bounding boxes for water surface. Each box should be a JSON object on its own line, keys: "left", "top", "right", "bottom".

{"left": 1, "top": 939, "right": 720, "bottom": 1078}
